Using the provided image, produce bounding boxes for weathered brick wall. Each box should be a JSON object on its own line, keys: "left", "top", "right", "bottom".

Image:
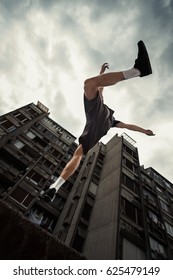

{"left": 0, "top": 201, "right": 85, "bottom": 260}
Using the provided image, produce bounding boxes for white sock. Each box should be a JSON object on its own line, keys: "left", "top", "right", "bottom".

{"left": 123, "top": 67, "right": 141, "bottom": 80}
{"left": 49, "top": 176, "right": 65, "bottom": 192}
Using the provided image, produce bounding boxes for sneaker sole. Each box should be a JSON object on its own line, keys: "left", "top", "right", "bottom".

{"left": 138, "top": 40, "right": 152, "bottom": 76}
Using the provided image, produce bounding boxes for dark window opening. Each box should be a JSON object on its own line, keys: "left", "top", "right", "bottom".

{"left": 49, "top": 148, "right": 63, "bottom": 161}
{"left": 123, "top": 145, "right": 138, "bottom": 159}
{"left": 121, "top": 198, "right": 143, "bottom": 227}
{"left": 39, "top": 158, "right": 55, "bottom": 171}
{"left": 26, "top": 107, "right": 39, "bottom": 117}
{"left": 149, "top": 237, "right": 166, "bottom": 258}
{"left": 62, "top": 181, "right": 73, "bottom": 192}
{"left": 35, "top": 123, "right": 47, "bottom": 133}
{"left": 21, "top": 144, "right": 40, "bottom": 159}
{"left": 52, "top": 194, "right": 66, "bottom": 211}
{"left": 13, "top": 112, "right": 28, "bottom": 123}
{"left": 27, "top": 205, "right": 58, "bottom": 233}
{"left": 0, "top": 118, "right": 16, "bottom": 132}
{"left": 44, "top": 131, "right": 59, "bottom": 142}
{"left": 72, "top": 230, "right": 85, "bottom": 252}
{"left": 123, "top": 157, "right": 138, "bottom": 173}
{"left": 0, "top": 148, "right": 27, "bottom": 171}
{"left": 32, "top": 136, "right": 49, "bottom": 148}
{"left": 122, "top": 174, "right": 140, "bottom": 195}
{"left": 26, "top": 170, "right": 46, "bottom": 186}
{"left": 81, "top": 203, "right": 92, "bottom": 221}
{"left": 0, "top": 175, "right": 15, "bottom": 196}
{"left": 10, "top": 187, "right": 34, "bottom": 207}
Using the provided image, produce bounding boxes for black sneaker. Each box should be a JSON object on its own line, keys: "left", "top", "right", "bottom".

{"left": 134, "top": 40, "right": 152, "bottom": 77}
{"left": 42, "top": 188, "right": 56, "bottom": 202}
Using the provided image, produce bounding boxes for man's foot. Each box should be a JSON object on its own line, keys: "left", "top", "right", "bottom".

{"left": 134, "top": 40, "right": 152, "bottom": 77}
{"left": 42, "top": 188, "right": 56, "bottom": 202}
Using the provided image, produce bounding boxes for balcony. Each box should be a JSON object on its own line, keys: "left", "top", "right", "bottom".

{"left": 120, "top": 218, "right": 144, "bottom": 248}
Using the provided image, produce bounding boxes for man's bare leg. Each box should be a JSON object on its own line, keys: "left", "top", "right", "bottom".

{"left": 84, "top": 40, "right": 152, "bottom": 100}
{"left": 84, "top": 72, "right": 125, "bottom": 100}
{"left": 61, "top": 144, "right": 83, "bottom": 180}
{"left": 42, "top": 145, "right": 83, "bottom": 202}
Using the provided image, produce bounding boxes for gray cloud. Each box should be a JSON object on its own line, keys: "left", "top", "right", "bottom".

{"left": 49, "top": 90, "right": 81, "bottom": 136}
{"left": 0, "top": 0, "right": 173, "bottom": 182}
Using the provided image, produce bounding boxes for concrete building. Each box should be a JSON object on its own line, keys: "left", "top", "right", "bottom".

{"left": 0, "top": 102, "right": 173, "bottom": 259}
{"left": 0, "top": 101, "right": 80, "bottom": 235}
{"left": 53, "top": 133, "right": 173, "bottom": 260}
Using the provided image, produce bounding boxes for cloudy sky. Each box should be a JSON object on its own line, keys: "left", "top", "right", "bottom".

{"left": 0, "top": 0, "right": 173, "bottom": 183}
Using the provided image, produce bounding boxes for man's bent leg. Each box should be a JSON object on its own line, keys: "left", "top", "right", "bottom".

{"left": 84, "top": 41, "right": 152, "bottom": 100}
{"left": 84, "top": 72, "right": 124, "bottom": 100}
{"left": 42, "top": 145, "right": 83, "bottom": 202}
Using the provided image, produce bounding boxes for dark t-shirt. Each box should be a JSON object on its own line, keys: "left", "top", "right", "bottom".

{"left": 79, "top": 92, "right": 120, "bottom": 155}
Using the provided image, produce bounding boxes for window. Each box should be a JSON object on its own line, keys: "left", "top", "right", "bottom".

{"left": 0, "top": 118, "right": 16, "bottom": 132}
{"left": 44, "top": 130, "right": 59, "bottom": 142}
{"left": 32, "top": 136, "right": 49, "bottom": 148}
{"left": 159, "top": 199, "right": 169, "bottom": 212}
{"left": 13, "top": 112, "right": 28, "bottom": 123}
{"left": 0, "top": 127, "right": 6, "bottom": 137}
{"left": 66, "top": 135, "right": 71, "bottom": 140}
{"left": 165, "top": 222, "right": 173, "bottom": 237}
{"left": 49, "top": 148, "right": 63, "bottom": 161}
{"left": 143, "top": 189, "right": 156, "bottom": 203}
{"left": 26, "top": 107, "right": 39, "bottom": 117}
{"left": 62, "top": 181, "right": 73, "bottom": 192}
{"left": 26, "top": 170, "right": 46, "bottom": 186}
{"left": 122, "top": 238, "right": 146, "bottom": 260}
{"left": 88, "top": 182, "right": 97, "bottom": 196}
{"left": 123, "top": 144, "right": 137, "bottom": 158}
{"left": 35, "top": 123, "right": 47, "bottom": 133}
{"left": 148, "top": 210, "right": 158, "bottom": 223}
{"left": 28, "top": 205, "right": 57, "bottom": 232}
{"left": 163, "top": 179, "right": 172, "bottom": 190}
{"left": 53, "top": 194, "right": 66, "bottom": 210}
{"left": 121, "top": 198, "right": 143, "bottom": 227}
{"left": 14, "top": 140, "right": 25, "bottom": 149}
{"left": 122, "top": 174, "right": 140, "bottom": 195}
{"left": 91, "top": 163, "right": 102, "bottom": 185}
{"left": 141, "top": 173, "right": 152, "bottom": 185}
{"left": 123, "top": 158, "right": 138, "bottom": 173}
{"left": 0, "top": 148, "right": 27, "bottom": 171}
{"left": 81, "top": 203, "right": 93, "bottom": 221}
{"left": 149, "top": 237, "right": 165, "bottom": 255}
{"left": 0, "top": 174, "right": 15, "bottom": 195}
{"left": 58, "top": 141, "right": 68, "bottom": 151}
{"left": 40, "top": 158, "right": 55, "bottom": 171}
{"left": 26, "top": 131, "right": 36, "bottom": 139}
{"left": 72, "top": 229, "right": 85, "bottom": 252}
{"left": 10, "top": 187, "right": 34, "bottom": 207}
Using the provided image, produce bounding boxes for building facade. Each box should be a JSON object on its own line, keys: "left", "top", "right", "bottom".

{"left": 0, "top": 103, "right": 173, "bottom": 259}
{"left": 0, "top": 101, "right": 80, "bottom": 234}
{"left": 52, "top": 133, "right": 173, "bottom": 260}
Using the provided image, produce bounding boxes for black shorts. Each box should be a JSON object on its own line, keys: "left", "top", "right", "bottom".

{"left": 79, "top": 93, "right": 120, "bottom": 155}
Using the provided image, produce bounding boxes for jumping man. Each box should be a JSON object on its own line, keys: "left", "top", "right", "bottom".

{"left": 42, "top": 40, "right": 155, "bottom": 202}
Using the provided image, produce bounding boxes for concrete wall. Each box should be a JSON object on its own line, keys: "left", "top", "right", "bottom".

{"left": 83, "top": 135, "right": 122, "bottom": 259}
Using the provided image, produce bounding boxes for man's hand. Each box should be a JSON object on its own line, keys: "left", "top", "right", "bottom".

{"left": 100, "top": 63, "right": 109, "bottom": 74}
{"left": 145, "top": 129, "right": 155, "bottom": 136}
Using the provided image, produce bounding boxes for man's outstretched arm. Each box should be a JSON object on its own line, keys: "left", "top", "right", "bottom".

{"left": 116, "top": 121, "right": 155, "bottom": 136}
{"left": 98, "top": 63, "right": 109, "bottom": 101}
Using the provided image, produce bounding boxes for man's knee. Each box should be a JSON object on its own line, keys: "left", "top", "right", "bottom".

{"left": 84, "top": 78, "right": 98, "bottom": 100}
{"left": 84, "top": 77, "right": 97, "bottom": 91}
